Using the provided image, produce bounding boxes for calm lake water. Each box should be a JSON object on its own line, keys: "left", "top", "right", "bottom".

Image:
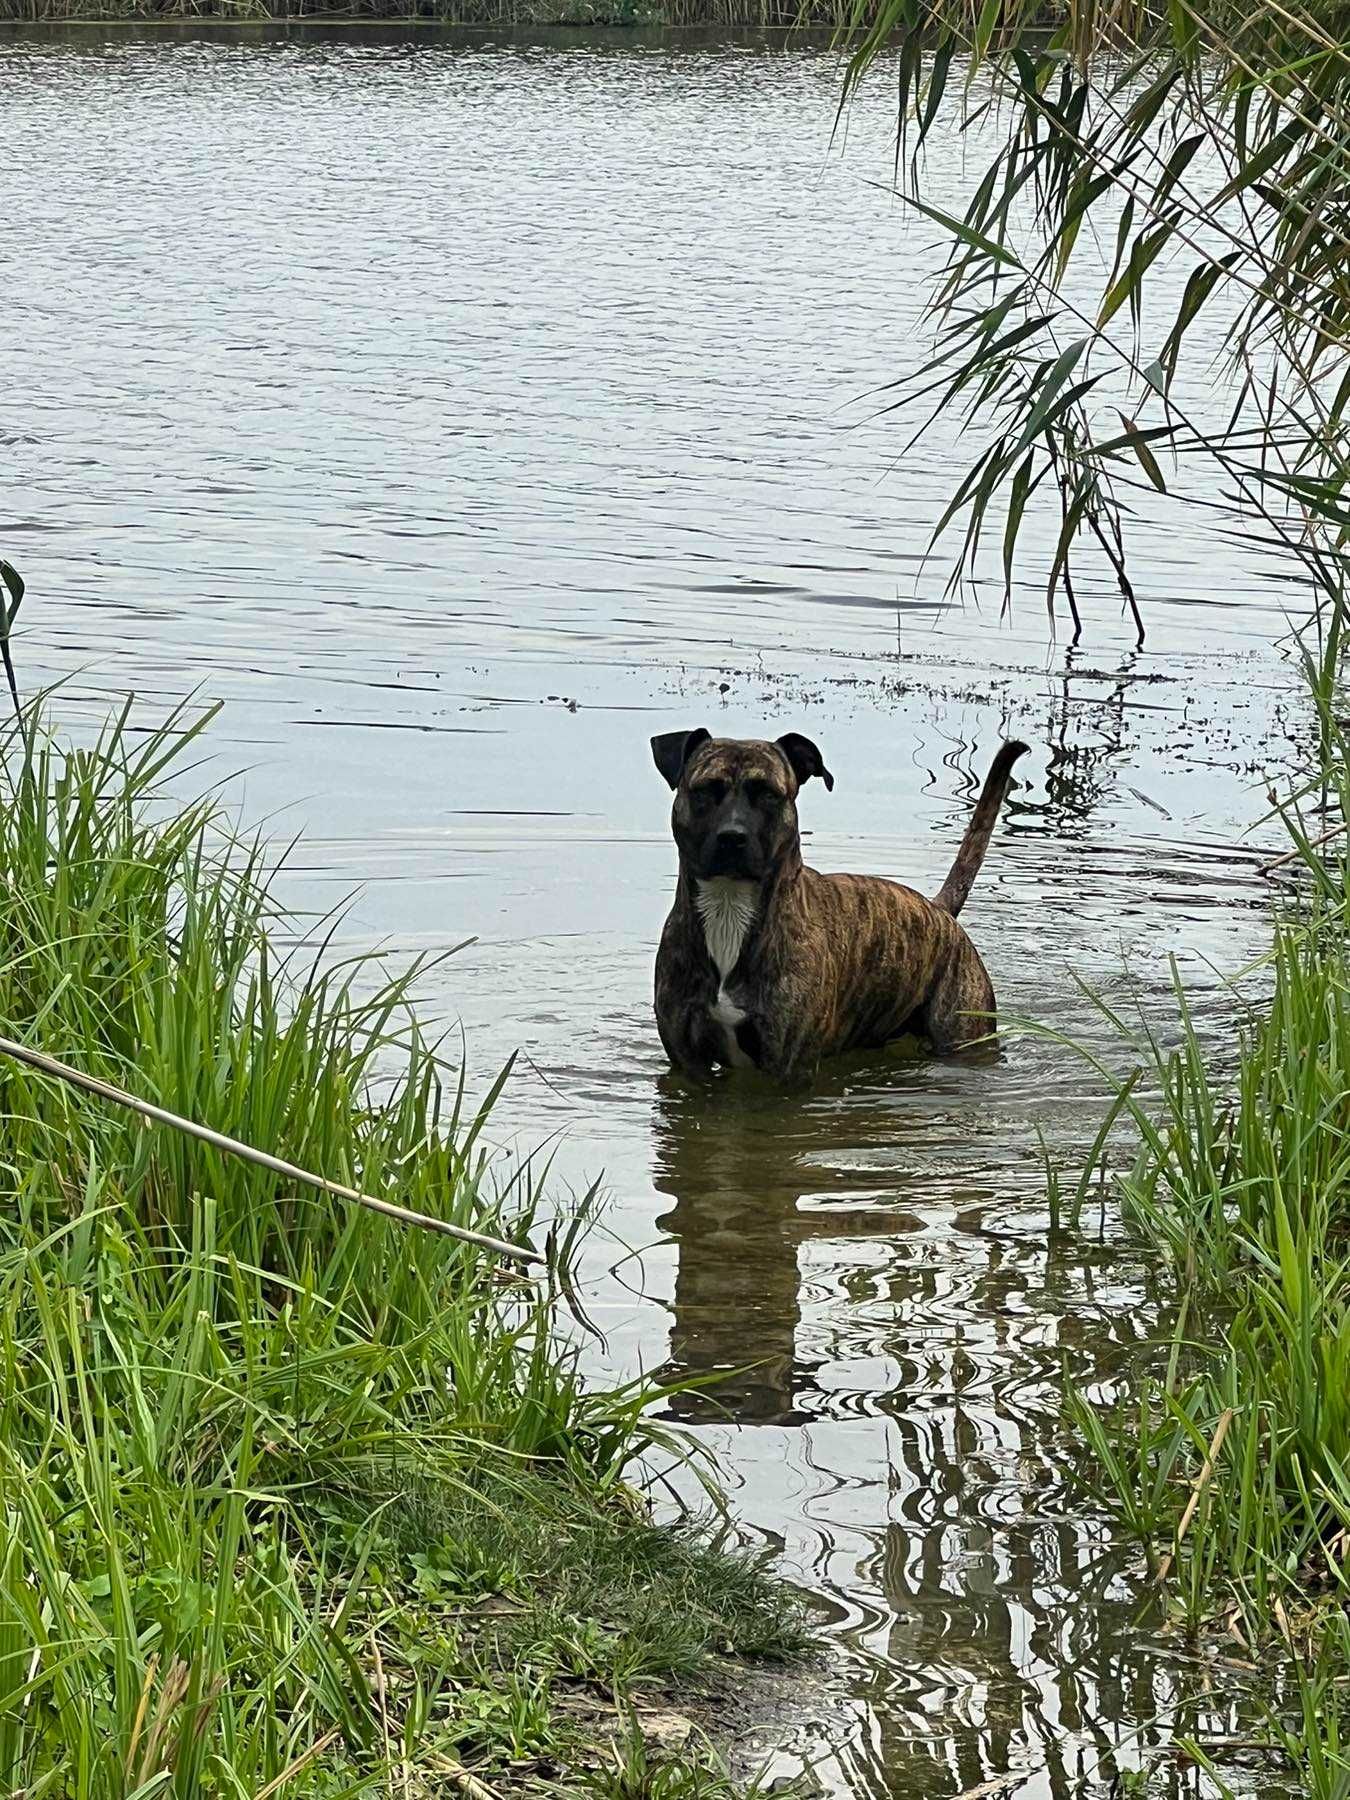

{"left": 4, "top": 25, "right": 1309, "bottom": 1797}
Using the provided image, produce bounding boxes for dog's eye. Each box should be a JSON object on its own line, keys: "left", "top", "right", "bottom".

{"left": 690, "top": 781, "right": 726, "bottom": 807}
{"left": 744, "top": 780, "right": 777, "bottom": 806}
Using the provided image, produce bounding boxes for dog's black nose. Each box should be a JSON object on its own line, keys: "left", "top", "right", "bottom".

{"left": 713, "top": 826, "right": 750, "bottom": 863}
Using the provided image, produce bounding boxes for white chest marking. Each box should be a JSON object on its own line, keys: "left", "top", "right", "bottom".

{"left": 695, "top": 879, "right": 758, "bottom": 1067}
{"left": 694, "top": 879, "right": 758, "bottom": 981}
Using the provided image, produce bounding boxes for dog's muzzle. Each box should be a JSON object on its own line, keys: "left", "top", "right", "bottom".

{"left": 703, "top": 826, "right": 758, "bottom": 879}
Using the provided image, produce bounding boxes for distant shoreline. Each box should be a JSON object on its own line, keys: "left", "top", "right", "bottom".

{"left": 0, "top": 5, "right": 856, "bottom": 27}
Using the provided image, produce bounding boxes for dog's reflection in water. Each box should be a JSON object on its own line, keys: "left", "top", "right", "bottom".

{"left": 649, "top": 1055, "right": 947, "bottom": 1427}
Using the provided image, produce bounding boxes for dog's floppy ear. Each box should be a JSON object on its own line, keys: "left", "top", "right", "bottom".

{"left": 776, "top": 732, "right": 834, "bottom": 793}
{"left": 651, "top": 727, "right": 712, "bottom": 790}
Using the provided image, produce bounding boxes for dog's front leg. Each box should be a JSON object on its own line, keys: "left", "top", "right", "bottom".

{"left": 656, "top": 1007, "right": 722, "bottom": 1079}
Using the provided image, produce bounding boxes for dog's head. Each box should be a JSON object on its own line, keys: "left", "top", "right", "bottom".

{"left": 650, "top": 728, "right": 834, "bottom": 882}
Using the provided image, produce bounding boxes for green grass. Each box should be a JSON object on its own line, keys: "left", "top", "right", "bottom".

{"left": 1072, "top": 928, "right": 1350, "bottom": 1605}
{"left": 0, "top": 699, "right": 808, "bottom": 1798}
{"left": 1062, "top": 687, "right": 1350, "bottom": 1792}
{"left": 1068, "top": 911, "right": 1350, "bottom": 1643}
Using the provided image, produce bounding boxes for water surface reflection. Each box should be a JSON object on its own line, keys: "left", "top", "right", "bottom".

{"left": 649, "top": 1038, "right": 1258, "bottom": 1797}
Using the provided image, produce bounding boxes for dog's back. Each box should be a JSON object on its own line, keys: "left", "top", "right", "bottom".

{"left": 753, "top": 866, "right": 995, "bottom": 1068}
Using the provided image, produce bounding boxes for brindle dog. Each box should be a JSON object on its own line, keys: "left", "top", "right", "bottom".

{"left": 651, "top": 728, "right": 1028, "bottom": 1080}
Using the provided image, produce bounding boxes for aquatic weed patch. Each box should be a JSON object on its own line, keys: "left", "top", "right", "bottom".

{"left": 0, "top": 702, "right": 807, "bottom": 1798}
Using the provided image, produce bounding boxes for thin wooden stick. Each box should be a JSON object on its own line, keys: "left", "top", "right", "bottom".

{"left": 437, "top": 1762, "right": 501, "bottom": 1800}
{"left": 1154, "top": 1406, "right": 1234, "bottom": 1585}
{"left": 1259, "top": 818, "right": 1349, "bottom": 876}
{"left": 0, "top": 1033, "right": 538, "bottom": 1267}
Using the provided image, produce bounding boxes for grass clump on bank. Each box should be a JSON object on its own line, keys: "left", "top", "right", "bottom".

{"left": 0, "top": 700, "right": 807, "bottom": 1798}
{"left": 1072, "top": 923, "right": 1350, "bottom": 1628}
{"left": 1064, "top": 695, "right": 1350, "bottom": 1789}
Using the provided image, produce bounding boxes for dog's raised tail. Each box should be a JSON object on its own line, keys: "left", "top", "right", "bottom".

{"left": 932, "top": 740, "right": 1029, "bottom": 918}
